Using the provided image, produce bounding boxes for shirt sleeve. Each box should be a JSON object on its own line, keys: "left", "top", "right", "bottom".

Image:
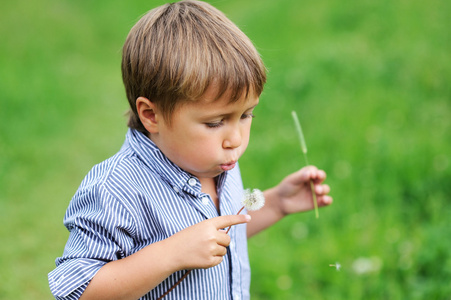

{"left": 48, "top": 185, "right": 136, "bottom": 299}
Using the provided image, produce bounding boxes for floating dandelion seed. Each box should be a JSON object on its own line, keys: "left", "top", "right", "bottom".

{"left": 329, "top": 262, "right": 342, "bottom": 271}
{"left": 291, "top": 111, "right": 319, "bottom": 219}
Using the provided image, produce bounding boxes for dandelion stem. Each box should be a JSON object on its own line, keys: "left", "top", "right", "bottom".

{"left": 226, "top": 206, "right": 245, "bottom": 233}
{"left": 291, "top": 111, "right": 319, "bottom": 219}
{"left": 157, "top": 270, "right": 191, "bottom": 300}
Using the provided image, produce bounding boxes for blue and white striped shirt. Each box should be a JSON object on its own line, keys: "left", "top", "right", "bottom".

{"left": 48, "top": 129, "right": 250, "bottom": 300}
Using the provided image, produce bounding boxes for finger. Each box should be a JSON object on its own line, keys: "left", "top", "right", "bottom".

{"left": 215, "top": 231, "right": 231, "bottom": 247}
{"left": 305, "top": 168, "right": 326, "bottom": 182}
{"left": 207, "top": 246, "right": 228, "bottom": 268}
{"left": 210, "top": 255, "right": 224, "bottom": 268}
{"left": 315, "top": 184, "right": 330, "bottom": 195}
{"left": 312, "top": 170, "right": 327, "bottom": 184}
{"left": 215, "top": 245, "right": 228, "bottom": 257}
{"left": 300, "top": 166, "right": 318, "bottom": 180}
{"left": 288, "top": 166, "right": 319, "bottom": 184}
{"left": 318, "top": 195, "right": 333, "bottom": 206}
{"left": 212, "top": 214, "right": 251, "bottom": 230}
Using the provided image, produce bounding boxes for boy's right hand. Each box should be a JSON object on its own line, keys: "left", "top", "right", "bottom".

{"left": 167, "top": 214, "right": 251, "bottom": 270}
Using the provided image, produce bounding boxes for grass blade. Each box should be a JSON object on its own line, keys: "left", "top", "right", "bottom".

{"left": 291, "top": 111, "right": 319, "bottom": 219}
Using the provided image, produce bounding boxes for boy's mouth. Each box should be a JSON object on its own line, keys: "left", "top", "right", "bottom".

{"left": 220, "top": 161, "right": 236, "bottom": 171}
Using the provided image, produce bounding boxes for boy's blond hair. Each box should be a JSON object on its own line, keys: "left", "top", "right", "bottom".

{"left": 122, "top": 0, "right": 267, "bottom": 132}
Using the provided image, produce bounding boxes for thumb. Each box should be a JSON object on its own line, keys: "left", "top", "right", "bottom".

{"left": 212, "top": 214, "right": 251, "bottom": 230}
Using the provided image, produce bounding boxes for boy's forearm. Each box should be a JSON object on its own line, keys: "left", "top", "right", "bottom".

{"left": 79, "top": 239, "right": 180, "bottom": 300}
{"left": 247, "top": 187, "right": 284, "bottom": 238}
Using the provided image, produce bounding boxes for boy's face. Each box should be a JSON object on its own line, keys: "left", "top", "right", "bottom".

{"left": 151, "top": 88, "right": 258, "bottom": 180}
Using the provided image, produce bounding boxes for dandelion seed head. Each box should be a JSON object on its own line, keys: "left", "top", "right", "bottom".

{"left": 242, "top": 188, "right": 265, "bottom": 211}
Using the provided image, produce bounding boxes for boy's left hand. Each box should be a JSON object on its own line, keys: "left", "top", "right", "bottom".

{"left": 276, "top": 166, "right": 332, "bottom": 216}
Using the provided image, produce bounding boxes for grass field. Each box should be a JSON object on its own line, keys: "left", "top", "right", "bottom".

{"left": 1, "top": 0, "right": 450, "bottom": 299}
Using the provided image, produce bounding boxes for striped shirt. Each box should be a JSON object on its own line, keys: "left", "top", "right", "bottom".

{"left": 48, "top": 129, "right": 250, "bottom": 300}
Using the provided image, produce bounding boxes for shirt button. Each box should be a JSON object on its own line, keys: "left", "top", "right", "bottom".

{"left": 201, "top": 197, "right": 209, "bottom": 205}
{"left": 188, "top": 178, "right": 197, "bottom": 186}
{"left": 234, "top": 294, "right": 241, "bottom": 300}
{"left": 173, "top": 186, "right": 180, "bottom": 193}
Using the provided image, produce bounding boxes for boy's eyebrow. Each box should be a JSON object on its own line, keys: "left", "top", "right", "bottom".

{"left": 201, "top": 103, "right": 259, "bottom": 119}
{"left": 244, "top": 103, "right": 259, "bottom": 111}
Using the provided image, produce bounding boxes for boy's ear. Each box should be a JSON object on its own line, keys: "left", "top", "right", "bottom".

{"left": 136, "top": 97, "right": 160, "bottom": 133}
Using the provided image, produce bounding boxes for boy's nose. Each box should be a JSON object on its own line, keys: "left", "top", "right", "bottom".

{"left": 223, "top": 126, "right": 242, "bottom": 149}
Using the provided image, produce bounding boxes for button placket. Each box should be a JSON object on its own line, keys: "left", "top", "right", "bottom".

{"left": 187, "top": 177, "right": 197, "bottom": 186}
{"left": 182, "top": 177, "right": 218, "bottom": 219}
{"left": 201, "top": 197, "right": 210, "bottom": 205}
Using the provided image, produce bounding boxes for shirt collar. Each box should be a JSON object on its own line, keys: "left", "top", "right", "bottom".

{"left": 125, "top": 129, "right": 227, "bottom": 197}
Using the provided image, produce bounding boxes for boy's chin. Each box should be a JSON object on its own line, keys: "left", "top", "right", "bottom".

{"left": 190, "top": 168, "right": 226, "bottom": 179}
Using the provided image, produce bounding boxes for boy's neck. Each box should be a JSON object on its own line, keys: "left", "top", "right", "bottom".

{"left": 198, "top": 177, "right": 219, "bottom": 213}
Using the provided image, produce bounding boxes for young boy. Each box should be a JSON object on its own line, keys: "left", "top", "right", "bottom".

{"left": 48, "top": 1, "right": 332, "bottom": 299}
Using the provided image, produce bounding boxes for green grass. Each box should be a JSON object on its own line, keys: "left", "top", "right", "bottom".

{"left": 1, "top": 0, "right": 450, "bottom": 299}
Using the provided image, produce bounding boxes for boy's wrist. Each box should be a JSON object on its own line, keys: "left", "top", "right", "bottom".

{"left": 155, "top": 238, "right": 186, "bottom": 273}
{"left": 264, "top": 187, "right": 288, "bottom": 218}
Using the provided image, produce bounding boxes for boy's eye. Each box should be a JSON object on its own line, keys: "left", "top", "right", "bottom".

{"left": 241, "top": 113, "right": 255, "bottom": 120}
{"left": 205, "top": 113, "right": 254, "bottom": 128}
{"left": 205, "top": 121, "right": 224, "bottom": 128}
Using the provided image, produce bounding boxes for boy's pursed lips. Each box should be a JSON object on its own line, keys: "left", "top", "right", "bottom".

{"left": 220, "top": 161, "right": 236, "bottom": 171}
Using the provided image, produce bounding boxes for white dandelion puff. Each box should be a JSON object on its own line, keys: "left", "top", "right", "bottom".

{"left": 226, "top": 189, "right": 265, "bottom": 234}
{"left": 242, "top": 188, "right": 265, "bottom": 211}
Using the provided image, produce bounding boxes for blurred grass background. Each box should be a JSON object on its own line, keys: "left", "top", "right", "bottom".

{"left": 1, "top": 0, "right": 450, "bottom": 299}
